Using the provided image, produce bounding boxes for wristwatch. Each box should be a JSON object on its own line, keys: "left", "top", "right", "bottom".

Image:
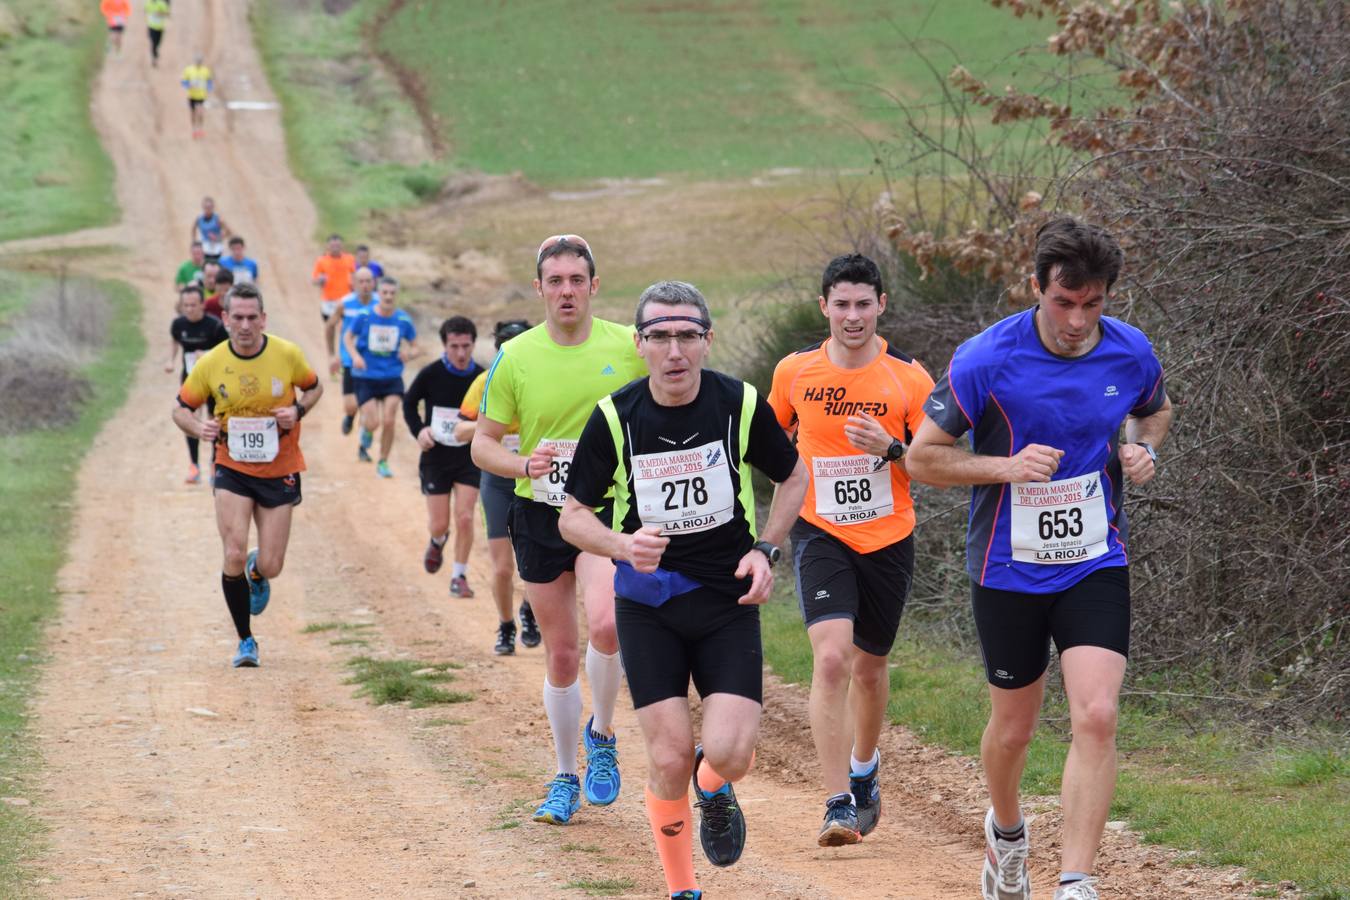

{"left": 1136, "top": 441, "right": 1157, "bottom": 464}
{"left": 884, "top": 437, "right": 907, "bottom": 462}
{"left": 751, "top": 541, "right": 781, "bottom": 567}
{"left": 294, "top": 402, "right": 307, "bottom": 421}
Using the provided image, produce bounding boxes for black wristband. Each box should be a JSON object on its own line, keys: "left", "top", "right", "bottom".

{"left": 294, "top": 402, "right": 307, "bottom": 420}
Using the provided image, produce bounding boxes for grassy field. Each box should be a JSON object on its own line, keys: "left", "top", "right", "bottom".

{"left": 0, "top": 272, "right": 144, "bottom": 896}
{"left": 0, "top": 0, "right": 116, "bottom": 243}
{"left": 373, "top": 0, "right": 1058, "bottom": 182}
{"left": 761, "top": 591, "right": 1350, "bottom": 898}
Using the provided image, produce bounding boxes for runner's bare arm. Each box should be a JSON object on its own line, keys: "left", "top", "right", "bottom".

{"left": 1120, "top": 394, "right": 1172, "bottom": 484}
{"left": 343, "top": 330, "right": 365, "bottom": 370}
{"left": 171, "top": 401, "right": 216, "bottom": 442}
{"left": 907, "top": 417, "right": 1063, "bottom": 487}
{"left": 165, "top": 340, "right": 180, "bottom": 373}
{"left": 558, "top": 500, "right": 667, "bottom": 572}
{"left": 324, "top": 310, "right": 340, "bottom": 360}
{"left": 452, "top": 418, "right": 475, "bottom": 445}
{"left": 759, "top": 457, "right": 808, "bottom": 548}
{"left": 470, "top": 416, "right": 529, "bottom": 479}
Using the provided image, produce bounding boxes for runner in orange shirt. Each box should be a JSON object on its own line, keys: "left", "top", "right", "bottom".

{"left": 767, "top": 254, "right": 934, "bottom": 848}
{"left": 100, "top": 0, "right": 130, "bottom": 53}
{"left": 312, "top": 234, "right": 356, "bottom": 324}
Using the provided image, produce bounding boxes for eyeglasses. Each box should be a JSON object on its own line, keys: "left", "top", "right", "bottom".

{"left": 639, "top": 330, "right": 707, "bottom": 348}
{"left": 536, "top": 233, "right": 594, "bottom": 263}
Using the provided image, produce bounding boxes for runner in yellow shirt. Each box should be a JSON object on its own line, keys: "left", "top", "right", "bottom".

{"left": 146, "top": 0, "right": 170, "bottom": 67}
{"left": 181, "top": 56, "right": 213, "bottom": 139}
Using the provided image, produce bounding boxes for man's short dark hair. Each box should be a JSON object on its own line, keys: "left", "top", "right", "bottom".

{"left": 228, "top": 236, "right": 245, "bottom": 247}
{"left": 1034, "top": 216, "right": 1124, "bottom": 293}
{"left": 327, "top": 233, "right": 342, "bottom": 242}
{"left": 223, "top": 282, "right": 264, "bottom": 313}
{"left": 821, "top": 254, "right": 885, "bottom": 300}
{"left": 439, "top": 315, "right": 477, "bottom": 342}
{"left": 215, "top": 267, "right": 235, "bottom": 287}
{"left": 180, "top": 284, "right": 203, "bottom": 300}
{"left": 356, "top": 244, "right": 370, "bottom": 253}
{"left": 536, "top": 238, "right": 595, "bottom": 280}
{"left": 190, "top": 240, "right": 203, "bottom": 250}
{"left": 493, "top": 319, "right": 530, "bottom": 348}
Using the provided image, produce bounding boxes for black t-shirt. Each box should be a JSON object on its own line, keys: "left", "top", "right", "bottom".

{"left": 402, "top": 356, "right": 484, "bottom": 465}
{"left": 170, "top": 315, "right": 228, "bottom": 379}
{"left": 566, "top": 369, "right": 798, "bottom": 596}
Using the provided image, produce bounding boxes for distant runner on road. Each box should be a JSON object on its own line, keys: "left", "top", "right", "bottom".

{"left": 472, "top": 234, "right": 647, "bottom": 825}
{"left": 146, "top": 0, "right": 169, "bottom": 67}
{"left": 172, "top": 283, "right": 324, "bottom": 668}
{"left": 560, "top": 281, "right": 807, "bottom": 900}
{"left": 354, "top": 244, "right": 385, "bottom": 280}
{"left": 181, "top": 59, "right": 214, "bottom": 140}
{"left": 403, "top": 316, "right": 484, "bottom": 599}
{"left": 165, "top": 284, "right": 228, "bottom": 484}
{"left": 175, "top": 242, "right": 206, "bottom": 291}
{"left": 907, "top": 217, "right": 1173, "bottom": 900}
{"left": 312, "top": 234, "right": 356, "bottom": 322}
{"left": 100, "top": 0, "right": 129, "bottom": 54}
{"left": 189, "top": 195, "right": 229, "bottom": 260}
{"left": 344, "top": 276, "right": 418, "bottom": 477}
{"left": 768, "top": 254, "right": 934, "bottom": 848}
{"left": 324, "top": 267, "right": 377, "bottom": 435}
{"left": 219, "top": 236, "right": 260, "bottom": 286}
{"left": 455, "top": 319, "right": 541, "bottom": 655}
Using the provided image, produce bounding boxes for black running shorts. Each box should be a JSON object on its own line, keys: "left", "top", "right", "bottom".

{"left": 506, "top": 497, "right": 611, "bottom": 584}
{"left": 970, "top": 565, "right": 1130, "bottom": 689}
{"left": 791, "top": 519, "right": 914, "bottom": 657}
{"left": 341, "top": 365, "right": 355, "bottom": 395}
{"left": 419, "top": 454, "right": 481, "bottom": 496}
{"left": 188, "top": 97, "right": 203, "bottom": 110}
{"left": 213, "top": 466, "right": 302, "bottom": 509}
{"left": 615, "top": 585, "right": 763, "bottom": 709}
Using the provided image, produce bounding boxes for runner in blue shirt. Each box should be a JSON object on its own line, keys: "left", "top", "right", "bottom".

{"left": 219, "top": 236, "right": 260, "bottom": 285}
{"left": 354, "top": 244, "right": 385, "bottom": 280}
{"left": 344, "top": 276, "right": 419, "bottom": 478}
{"left": 325, "top": 267, "right": 378, "bottom": 437}
{"left": 907, "top": 217, "right": 1172, "bottom": 900}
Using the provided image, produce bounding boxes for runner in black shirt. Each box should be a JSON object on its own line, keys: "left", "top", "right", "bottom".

{"left": 560, "top": 281, "right": 806, "bottom": 900}
{"left": 165, "top": 284, "right": 228, "bottom": 483}
{"left": 403, "top": 316, "right": 484, "bottom": 597}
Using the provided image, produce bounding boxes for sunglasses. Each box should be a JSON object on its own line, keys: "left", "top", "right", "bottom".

{"left": 536, "top": 233, "right": 595, "bottom": 264}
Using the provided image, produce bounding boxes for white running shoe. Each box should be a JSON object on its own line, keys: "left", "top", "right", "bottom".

{"left": 1053, "top": 877, "right": 1099, "bottom": 900}
{"left": 982, "top": 807, "right": 1031, "bottom": 900}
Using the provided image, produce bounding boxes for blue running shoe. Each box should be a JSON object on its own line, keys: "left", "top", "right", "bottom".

{"left": 232, "top": 636, "right": 259, "bottom": 668}
{"left": 817, "top": 793, "right": 861, "bottom": 847}
{"left": 582, "top": 716, "right": 620, "bottom": 805}
{"left": 357, "top": 445, "right": 372, "bottom": 463}
{"left": 671, "top": 892, "right": 703, "bottom": 900}
{"left": 532, "top": 774, "right": 581, "bottom": 825}
{"left": 850, "top": 756, "right": 881, "bottom": 837}
{"left": 692, "top": 745, "right": 746, "bottom": 867}
{"left": 246, "top": 548, "right": 271, "bottom": 616}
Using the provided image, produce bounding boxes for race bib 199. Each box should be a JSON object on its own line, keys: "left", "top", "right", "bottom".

{"left": 812, "top": 454, "right": 893, "bottom": 525}
{"left": 632, "top": 440, "right": 735, "bottom": 534}
{"left": 530, "top": 438, "right": 577, "bottom": 506}
{"left": 226, "top": 416, "right": 279, "bottom": 463}
{"left": 430, "top": 406, "right": 465, "bottom": 447}
{"left": 1009, "top": 471, "right": 1109, "bottom": 564}
{"left": 367, "top": 324, "right": 400, "bottom": 353}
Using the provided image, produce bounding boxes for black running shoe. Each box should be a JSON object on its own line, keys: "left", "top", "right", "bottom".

{"left": 494, "top": 621, "right": 516, "bottom": 656}
{"left": 817, "top": 794, "right": 861, "bottom": 847}
{"left": 850, "top": 758, "right": 881, "bottom": 836}
{"left": 519, "top": 601, "right": 541, "bottom": 648}
{"left": 692, "top": 745, "right": 746, "bottom": 867}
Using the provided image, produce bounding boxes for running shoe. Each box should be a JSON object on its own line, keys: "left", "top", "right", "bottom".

{"left": 232, "top": 636, "right": 259, "bottom": 668}
{"left": 246, "top": 548, "right": 271, "bottom": 616}
{"left": 359, "top": 428, "right": 374, "bottom": 449}
{"left": 423, "top": 539, "right": 444, "bottom": 574}
{"left": 376, "top": 460, "right": 393, "bottom": 478}
{"left": 850, "top": 756, "right": 881, "bottom": 836}
{"left": 450, "top": 575, "right": 474, "bottom": 598}
{"left": 582, "top": 716, "right": 620, "bottom": 805}
{"left": 494, "top": 620, "right": 516, "bottom": 656}
{"left": 186, "top": 463, "right": 200, "bottom": 485}
{"left": 531, "top": 774, "right": 581, "bottom": 825}
{"left": 357, "top": 446, "right": 372, "bottom": 463}
{"left": 692, "top": 745, "right": 746, "bottom": 867}
{"left": 1054, "top": 878, "right": 1099, "bottom": 900}
{"left": 341, "top": 414, "right": 354, "bottom": 436}
{"left": 671, "top": 892, "right": 702, "bottom": 900}
{"left": 519, "top": 601, "right": 541, "bottom": 647}
{"left": 982, "top": 808, "right": 1031, "bottom": 900}
{"left": 817, "top": 794, "right": 861, "bottom": 847}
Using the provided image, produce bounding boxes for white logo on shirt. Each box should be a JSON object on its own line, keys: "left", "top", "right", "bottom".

{"left": 1104, "top": 385, "right": 1119, "bottom": 397}
{"left": 929, "top": 399, "right": 945, "bottom": 411}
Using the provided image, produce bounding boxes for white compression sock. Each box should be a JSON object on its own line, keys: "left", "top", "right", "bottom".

{"left": 850, "top": 748, "right": 879, "bottom": 775}
{"left": 585, "top": 644, "right": 623, "bottom": 736}
{"left": 451, "top": 561, "right": 467, "bottom": 579}
{"left": 542, "top": 678, "right": 582, "bottom": 776}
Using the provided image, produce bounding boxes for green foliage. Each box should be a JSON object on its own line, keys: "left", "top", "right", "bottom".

{"left": 563, "top": 878, "right": 636, "bottom": 897}
{"left": 372, "top": 0, "right": 1057, "bottom": 181}
{"left": 0, "top": 1, "right": 116, "bottom": 241}
{"left": 343, "top": 657, "right": 471, "bottom": 707}
{"left": 0, "top": 273, "right": 143, "bottom": 895}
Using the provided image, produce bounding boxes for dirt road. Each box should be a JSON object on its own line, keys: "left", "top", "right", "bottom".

{"left": 16, "top": 2, "right": 1265, "bottom": 897}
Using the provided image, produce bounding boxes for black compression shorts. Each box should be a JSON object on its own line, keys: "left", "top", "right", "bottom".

{"left": 213, "top": 466, "right": 302, "bottom": 509}
{"left": 615, "top": 585, "right": 763, "bottom": 709}
{"left": 970, "top": 565, "right": 1130, "bottom": 689}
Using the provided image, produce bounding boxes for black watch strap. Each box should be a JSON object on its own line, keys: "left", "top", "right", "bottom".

{"left": 751, "top": 540, "right": 781, "bottom": 566}
{"left": 885, "top": 437, "right": 907, "bottom": 461}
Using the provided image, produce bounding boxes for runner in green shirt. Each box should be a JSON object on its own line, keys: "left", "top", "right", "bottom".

{"left": 175, "top": 242, "right": 206, "bottom": 291}
{"left": 473, "top": 234, "right": 646, "bottom": 826}
{"left": 146, "top": 0, "right": 170, "bottom": 67}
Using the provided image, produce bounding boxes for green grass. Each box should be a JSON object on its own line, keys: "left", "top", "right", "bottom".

{"left": 760, "top": 589, "right": 1350, "bottom": 896}
{"left": 343, "top": 657, "right": 472, "bottom": 708}
{"left": 0, "top": 1, "right": 116, "bottom": 242}
{"left": 563, "top": 877, "right": 636, "bottom": 897}
{"left": 250, "top": 0, "right": 454, "bottom": 238}
{"left": 373, "top": 0, "right": 1059, "bottom": 182}
{"left": 301, "top": 620, "right": 375, "bottom": 634}
{"left": 0, "top": 273, "right": 144, "bottom": 896}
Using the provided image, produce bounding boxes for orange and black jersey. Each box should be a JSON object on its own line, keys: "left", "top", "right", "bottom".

{"left": 768, "top": 338, "right": 934, "bottom": 554}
